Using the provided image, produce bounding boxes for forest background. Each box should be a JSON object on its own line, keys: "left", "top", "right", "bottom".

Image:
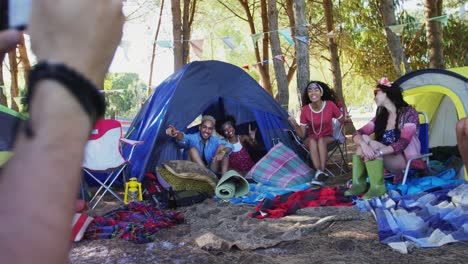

{"left": 0, "top": 0, "right": 466, "bottom": 132}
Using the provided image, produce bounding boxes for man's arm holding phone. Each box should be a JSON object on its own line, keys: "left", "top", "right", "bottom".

{"left": 0, "top": 1, "right": 124, "bottom": 264}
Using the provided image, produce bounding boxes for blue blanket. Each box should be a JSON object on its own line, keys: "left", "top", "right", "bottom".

{"left": 386, "top": 168, "right": 465, "bottom": 195}
{"left": 227, "top": 182, "right": 313, "bottom": 205}
{"left": 360, "top": 183, "right": 468, "bottom": 253}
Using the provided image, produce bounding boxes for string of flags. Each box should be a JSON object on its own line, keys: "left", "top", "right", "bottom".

{"left": 151, "top": 14, "right": 449, "bottom": 70}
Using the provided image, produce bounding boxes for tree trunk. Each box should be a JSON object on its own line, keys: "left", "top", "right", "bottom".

{"left": 323, "top": 0, "right": 342, "bottom": 102}
{"left": 238, "top": 0, "right": 272, "bottom": 95}
{"left": 381, "top": 0, "right": 411, "bottom": 76}
{"left": 425, "top": 0, "right": 444, "bottom": 69}
{"left": 148, "top": 0, "right": 165, "bottom": 96}
{"left": 285, "top": 0, "right": 299, "bottom": 103}
{"left": 259, "top": 0, "right": 272, "bottom": 94}
{"left": 0, "top": 54, "right": 7, "bottom": 106}
{"left": 268, "top": 0, "right": 289, "bottom": 109}
{"left": 172, "top": 0, "right": 184, "bottom": 71}
{"left": 182, "top": 0, "right": 197, "bottom": 65}
{"left": 8, "top": 49, "right": 19, "bottom": 111}
{"left": 293, "top": 0, "right": 309, "bottom": 100}
{"left": 323, "top": 0, "right": 355, "bottom": 133}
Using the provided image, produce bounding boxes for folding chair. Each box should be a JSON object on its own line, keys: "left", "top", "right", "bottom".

{"left": 325, "top": 119, "right": 349, "bottom": 176}
{"left": 82, "top": 119, "right": 143, "bottom": 209}
{"left": 283, "top": 118, "right": 349, "bottom": 176}
{"left": 401, "top": 112, "right": 433, "bottom": 185}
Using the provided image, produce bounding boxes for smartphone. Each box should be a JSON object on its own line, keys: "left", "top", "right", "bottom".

{"left": 0, "top": 0, "right": 31, "bottom": 31}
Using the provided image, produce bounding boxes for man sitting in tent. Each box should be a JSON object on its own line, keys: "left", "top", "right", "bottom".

{"left": 165, "top": 115, "right": 234, "bottom": 177}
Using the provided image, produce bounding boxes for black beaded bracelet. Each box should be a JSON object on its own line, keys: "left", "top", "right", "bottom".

{"left": 25, "top": 62, "right": 106, "bottom": 137}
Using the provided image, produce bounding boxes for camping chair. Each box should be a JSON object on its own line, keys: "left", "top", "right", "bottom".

{"left": 325, "top": 119, "right": 349, "bottom": 176}
{"left": 283, "top": 118, "right": 349, "bottom": 177}
{"left": 82, "top": 119, "right": 143, "bottom": 209}
{"left": 401, "top": 112, "right": 433, "bottom": 185}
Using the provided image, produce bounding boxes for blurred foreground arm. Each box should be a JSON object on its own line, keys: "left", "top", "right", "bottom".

{"left": 0, "top": 0, "right": 124, "bottom": 263}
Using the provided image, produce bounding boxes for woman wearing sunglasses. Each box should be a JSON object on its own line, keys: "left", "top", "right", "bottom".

{"left": 345, "top": 78, "right": 421, "bottom": 199}
{"left": 289, "top": 81, "right": 345, "bottom": 184}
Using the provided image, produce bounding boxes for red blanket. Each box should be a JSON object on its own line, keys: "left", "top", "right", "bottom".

{"left": 249, "top": 187, "right": 352, "bottom": 219}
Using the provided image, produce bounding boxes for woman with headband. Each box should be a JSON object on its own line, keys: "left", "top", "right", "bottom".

{"left": 345, "top": 78, "right": 421, "bottom": 199}
{"left": 288, "top": 81, "right": 345, "bottom": 184}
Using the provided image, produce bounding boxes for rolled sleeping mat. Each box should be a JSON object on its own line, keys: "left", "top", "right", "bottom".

{"left": 215, "top": 170, "right": 250, "bottom": 200}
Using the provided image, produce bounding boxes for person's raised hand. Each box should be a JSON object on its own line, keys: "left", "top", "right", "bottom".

{"left": 248, "top": 124, "right": 256, "bottom": 139}
{"left": 28, "top": 0, "right": 125, "bottom": 87}
{"left": 165, "top": 125, "right": 179, "bottom": 137}
{"left": 288, "top": 115, "right": 298, "bottom": 126}
{"left": 0, "top": 29, "right": 22, "bottom": 55}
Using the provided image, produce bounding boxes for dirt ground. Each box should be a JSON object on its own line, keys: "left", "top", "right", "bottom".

{"left": 69, "top": 137, "right": 468, "bottom": 264}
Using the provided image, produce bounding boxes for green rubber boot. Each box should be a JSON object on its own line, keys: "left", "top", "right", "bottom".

{"left": 362, "top": 159, "right": 386, "bottom": 199}
{"left": 344, "top": 155, "right": 367, "bottom": 196}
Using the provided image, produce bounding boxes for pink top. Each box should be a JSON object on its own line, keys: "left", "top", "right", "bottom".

{"left": 300, "top": 101, "right": 343, "bottom": 139}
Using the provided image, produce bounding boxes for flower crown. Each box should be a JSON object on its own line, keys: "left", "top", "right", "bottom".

{"left": 377, "top": 77, "right": 393, "bottom": 87}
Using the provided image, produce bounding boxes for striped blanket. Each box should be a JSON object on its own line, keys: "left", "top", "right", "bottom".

{"left": 84, "top": 202, "right": 184, "bottom": 243}
{"left": 361, "top": 183, "right": 468, "bottom": 253}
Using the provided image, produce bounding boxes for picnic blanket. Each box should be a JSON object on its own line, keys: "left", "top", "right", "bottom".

{"left": 360, "top": 183, "right": 468, "bottom": 253}
{"left": 246, "top": 143, "right": 314, "bottom": 188}
{"left": 249, "top": 186, "right": 353, "bottom": 219}
{"left": 84, "top": 202, "right": 184, "bottom": 243}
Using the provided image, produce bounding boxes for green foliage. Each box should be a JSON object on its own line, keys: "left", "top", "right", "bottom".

{"left": 104, "top": 72, "right": 146, "bottom": 118}
{"left": 443, "top": 16, "right": 468, "bottom": 68}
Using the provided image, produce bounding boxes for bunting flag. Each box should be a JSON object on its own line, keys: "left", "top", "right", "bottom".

{"left": 144, "top": 14, "right": 454, "bottom": 70}
{"left": 279, "top": 28, "right": 294, "bottom": 45}
{"left": 388, "top": 24, "right": 404, "bottom": 36}
{"left": 190, "top": 39, "right": 204, "bottom": 58}
{"left": 435, "top": 15, "right": 448, "bottom": 26}
{"left": 295, "top": 36, "right": 310, "bottom": 45}
{"left": 222, "top": 37, "right": 236, "bottom": 50}
{"left": 274, "top": 54, "right": 286, "bottom": 62}
{"left": 251, "top": 33, "right": 264, "bottom": 47}
{"left": 156, "top": 40, "right": 173, "bottom": 48}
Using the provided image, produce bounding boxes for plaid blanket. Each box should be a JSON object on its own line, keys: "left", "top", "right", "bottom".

{"left": 84, "top": 202, "right": 184, "bottom": 243}
{"left": 249, "top": 186, "right": 353, "bottom": 219}
{"left": 246, "top": 143, "right": 314, "bottom": 188}
{"left": 361, "top": 183, "right": 468, "bottom": 253}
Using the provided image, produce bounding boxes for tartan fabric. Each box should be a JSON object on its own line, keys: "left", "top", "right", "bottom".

{"left": 84, "top": 201, "right": 184, "bottom": 243}
{"left": 249, "top": 186, "right": 353, "bottom": 219}
{"left": 246, "top": 143, "right": 314, "bottom": 188}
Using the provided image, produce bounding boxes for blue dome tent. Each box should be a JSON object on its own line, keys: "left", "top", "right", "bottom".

{"left": 124, "top": 60, "right": 305, "bottom": 181}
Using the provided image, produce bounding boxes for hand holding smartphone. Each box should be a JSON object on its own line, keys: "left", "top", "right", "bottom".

{"left": 0, "top": 0, "right": 31, "bottom": 31}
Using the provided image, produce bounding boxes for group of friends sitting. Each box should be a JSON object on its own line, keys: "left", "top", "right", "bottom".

{"left": 165, "top": 77, "right": 452, "bottom": 200}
